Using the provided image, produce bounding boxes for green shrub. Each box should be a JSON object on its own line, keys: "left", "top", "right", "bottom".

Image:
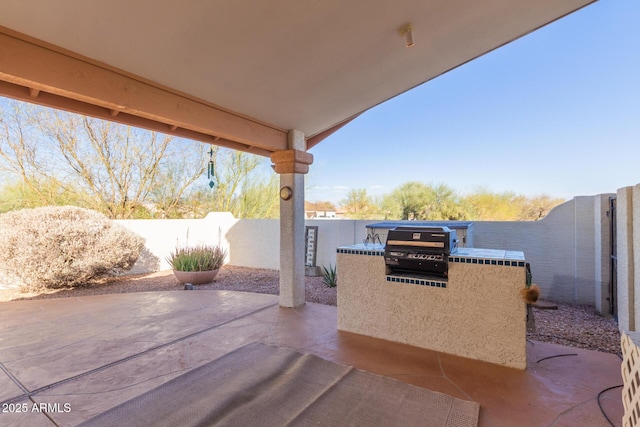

{"left": 321, "top": 264, "right": 337, "bottom": 288}
{"left": 0, "top": 206, "right": 144, "bottom": 290}
{"left": 166, "top": 244, "right": 227, "bottom": 272}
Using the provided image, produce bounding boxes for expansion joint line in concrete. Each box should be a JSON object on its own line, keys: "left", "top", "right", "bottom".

{"left": 0, "top": 359, "right": 30, "bottom": 395}
{"left": 0, "top": 302, "right": 278, "bottom": 406}
{"left": 0, "top": 361, "right": 63, "bottom": 424}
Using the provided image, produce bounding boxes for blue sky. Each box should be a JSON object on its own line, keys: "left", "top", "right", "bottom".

{"left": 306, "top": 0, "right": 639, "bottom": 205}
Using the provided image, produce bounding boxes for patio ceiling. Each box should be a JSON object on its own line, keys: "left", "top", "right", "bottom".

{"left": 0, "top": 0, "right": 595, "bottom": 157}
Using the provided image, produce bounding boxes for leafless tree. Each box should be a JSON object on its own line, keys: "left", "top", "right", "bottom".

{"left": 0, "top": 99, "right": 206, "bottom": 219}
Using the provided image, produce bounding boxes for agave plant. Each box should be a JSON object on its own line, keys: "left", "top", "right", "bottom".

{"left": 166, "top": 244, "right": 227, "bottom": 272}
{"left": 321, "top": 264, "right": 337, "bottom": 288}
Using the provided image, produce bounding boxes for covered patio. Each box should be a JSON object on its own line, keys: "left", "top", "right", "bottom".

{"left": 0, "top": 291, "right": 623, "bottom": 426}
{"left": 0, "top": 0, "right": 599, "bottom": 307}
{"left": 0, "top": 0, "right": 623, "bottom": 425}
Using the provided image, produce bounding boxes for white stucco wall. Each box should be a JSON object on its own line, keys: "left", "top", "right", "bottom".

{"left": 225, "top": 219, "right": 280, "bottom": 270}
{"left": 116, "top": 216, "right": 374, "bottom": 274}
{"left": 222, "top": 218, "right": 380, "bottom": 271}
{"left": 306, "top": 219, "right": 379, "bottom": 269}
{"left": 115, "top": 212, "right": 237, "bottom": 273}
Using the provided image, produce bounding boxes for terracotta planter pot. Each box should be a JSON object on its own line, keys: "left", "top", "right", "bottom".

{"left": 172, "top": 269, "right": 219, "bottom": 285}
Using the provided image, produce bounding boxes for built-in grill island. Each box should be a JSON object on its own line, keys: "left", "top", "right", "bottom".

{"left": 384, "top": 226, "right": 457, "bottom": 278}
{"left": 336, "top": 229, "right": 528, "bottom": 369}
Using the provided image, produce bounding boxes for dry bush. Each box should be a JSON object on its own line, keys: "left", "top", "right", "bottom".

{"left": 0, "top": 206, "right": 144, "bottom": 290}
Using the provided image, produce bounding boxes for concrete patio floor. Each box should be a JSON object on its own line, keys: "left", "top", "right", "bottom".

{"left": 0, "top": 290, "right": 623, "bottom": 427}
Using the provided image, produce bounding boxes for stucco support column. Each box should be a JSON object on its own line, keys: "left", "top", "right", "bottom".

{"left": 270, "top": 130, "right": 313, "bottom": 308}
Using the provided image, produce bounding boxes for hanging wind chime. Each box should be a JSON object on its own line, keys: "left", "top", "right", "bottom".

{"left": 207, "top": 147, "right": 216, "bottom": 189}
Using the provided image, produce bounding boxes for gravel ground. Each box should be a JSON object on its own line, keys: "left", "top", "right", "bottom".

{"left": 528, "top": 302, "right": 621, "bottom": 354}
{"left": 0, "top": 266, "right": 336, "bottom": 306}
{"left": 0, "top": 266, "right": 620, "bottom": 354}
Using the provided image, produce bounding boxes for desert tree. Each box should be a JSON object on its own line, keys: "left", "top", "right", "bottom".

{"left": 0, "top": 101, "right": 50, "bottom": 204}
{"left": 421, "top": 183, "right": 464, "bottom": 220}
{"left": 516, "top": 194, "right": 566, "bottom": 220}
{"left": 383, "top": 181, "right": 432, "bottom": 220}
{"left": 382, "top": 182, "right": 462, "bottom": 220}
{"left": 461, "top": 189, "right": 525, "bottom": 220}
{"left": 339, "top": 188, "right": 378, "bottom": 219}
{"left": 0, "top": 99, "right": 206, "bottom": 218}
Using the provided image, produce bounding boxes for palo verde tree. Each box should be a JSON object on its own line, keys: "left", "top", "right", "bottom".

{"left": 339, "top": 188, "right": 378, "bottom": 219}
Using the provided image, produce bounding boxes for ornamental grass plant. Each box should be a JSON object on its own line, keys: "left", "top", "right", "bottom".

{"left": 166, "top": 244, "right": 227, "bottom": 272}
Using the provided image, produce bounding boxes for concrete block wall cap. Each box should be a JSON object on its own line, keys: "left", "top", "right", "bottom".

{"left": 270, "top": 149, "right": 313, "bottom": 165}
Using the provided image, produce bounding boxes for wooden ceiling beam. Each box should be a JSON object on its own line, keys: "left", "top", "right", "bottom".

{"left": 0, "top": 80, "right": 273, "bottom": 157}
{"left": 0, "top": 28, "right": 288, "bottom": 156}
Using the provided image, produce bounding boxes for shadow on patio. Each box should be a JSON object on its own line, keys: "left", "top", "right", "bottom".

{"left": 0, "top": 290, "right": 623, "bottom": 426}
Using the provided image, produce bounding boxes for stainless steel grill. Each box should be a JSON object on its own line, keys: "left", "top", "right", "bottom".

{"left": 384, "top": 226, "right": 457, "bottom": 277}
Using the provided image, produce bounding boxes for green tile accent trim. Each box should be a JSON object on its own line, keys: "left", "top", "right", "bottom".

{"left": 386, "top": 275, "right": 447, "bottom": 288}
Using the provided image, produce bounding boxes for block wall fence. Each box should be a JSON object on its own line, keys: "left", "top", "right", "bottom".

{"left": 115, "top": 192, "right": 616, "bottom": 314}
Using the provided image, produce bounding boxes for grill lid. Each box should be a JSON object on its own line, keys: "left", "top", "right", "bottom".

{"left": 385, "top": 226, "right": 457, "bottom": 255}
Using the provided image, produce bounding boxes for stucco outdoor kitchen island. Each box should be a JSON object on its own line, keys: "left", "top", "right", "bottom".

{"left": 337, "top": 245, "right": 528, "bottom": 369}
